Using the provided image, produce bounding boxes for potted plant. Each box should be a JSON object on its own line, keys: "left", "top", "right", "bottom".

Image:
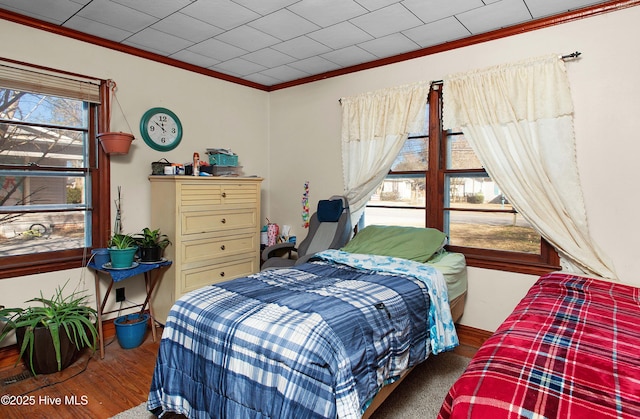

{"left": 108, "top": 233, "right": 138, "bottom": 268}
{"left": 0, "top": 282, "right": 98, "bottom": 375}
{"left": 133, "top": 227, "right": 171, "bottom": 262}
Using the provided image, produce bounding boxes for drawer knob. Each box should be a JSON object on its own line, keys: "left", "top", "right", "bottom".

{"left": 221, "top": 192, "right": 227, "bottom": 198}
{"left": 220, "top": 245, "right": 226, "bottom": 250}
{"left": 220, "top": 271, "right": 225, "bottom": 277}
{"left": 221, "top": 218, "right": 226, "bottom": 224}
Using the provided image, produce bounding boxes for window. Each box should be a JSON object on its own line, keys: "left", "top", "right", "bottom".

{"left": 365, "top": 84, "right": 559, "bottom": 275}
{"left": 0, "top": 61, "right": 110, "bottom": 279}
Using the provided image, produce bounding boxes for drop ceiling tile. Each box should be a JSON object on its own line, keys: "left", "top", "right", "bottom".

{"left": 187, "top": 38, "right": 247, "bottom": 61}
{"left": 350, "top": 3, "right": 424, "bottom": 38}
{"left": 308, "top": 21, "right": 373, "bottom": 50}
{"left": 248, "top": 9, "right": 320, "bottom": 41}
{"left": 232, "top": 0, "right": 299, "bottom": 16}
{"left": 260, "top": 64, "right": 310, "bottom": 82}
{"left": 170, "top": 50, "right": 221, "bottom": 68}
{"left": 1, "top": 0, "right": 614, "bottom": 87}
{"left": 243, "top": 72, "right": 284, "bottom": 86}
{"left": 124, "top": 27, "right": 194, "bottom": 55}
{"left": 358, "top": 33, "right": 420, "bottom": 58}
{"left": 402, "top": 0, "right": 484, "bottom": 24}
{"left": 321, "top": 45, "right": 378, "bottom": 67}
{"left": 110, "top": 0, "right": 191, "bottom": 19}
{"left": 0, "top": 0, "right": 85, "bottom": 24}
{"left": 76, "top": 0, "right": 158, "bottom": 32}
{"left": 151, "top": 12, "right": 223, "bottom": 43}
{"left": 456, "top": 0, "right": 532, "bottom": 34}
{"left": 288, "top": 0, "right": 368, "bottom": 27}
{"left": 213, "top": 57, "right": 267, "bottom": 76}
{"left": 288, "top": 56, "right": 342, "bottom": 74}
{"left": 64, "top": 15, "right": 133, "bottom": 42}
{"left": 242, "top": 48, "right": 297, "bottom": 68}
{"left": 525, "top": 0, "right": 607, "bottom": 18}
{"left": 181, "top": 0, "right": 259, "bottom": 30}
{"left": 272, "top": 37, "right": 333, "bottom": 60}
{"left": 356, "top": 0, "right": 402, "bottom": 12}
{"left": 403, "top": 16, "right": 471, "bottom": 48}
{"left": 215, "top": 26, "right": 280, "bottom": 52}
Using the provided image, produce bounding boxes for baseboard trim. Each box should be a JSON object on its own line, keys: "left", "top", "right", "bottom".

{"left": 456, "top": 324, "right": 493, "bottom": 349}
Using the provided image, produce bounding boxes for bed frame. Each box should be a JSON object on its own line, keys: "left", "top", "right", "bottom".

{"left": 362, "top": 291, "right": 466, "bottom": 419}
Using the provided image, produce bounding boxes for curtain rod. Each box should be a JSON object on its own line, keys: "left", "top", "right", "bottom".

{"left": 429, "top": 51, "right": 581, "bottom": 86}
{"left": 339, "top": 51, "right": 582, "bottom": 102}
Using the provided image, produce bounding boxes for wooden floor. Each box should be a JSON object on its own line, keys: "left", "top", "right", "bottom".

{"left": 0, "top": 331, "right": 161, "bottom": 419}
{"left": 0, "top": 328, "right": 478, "bottom": 419}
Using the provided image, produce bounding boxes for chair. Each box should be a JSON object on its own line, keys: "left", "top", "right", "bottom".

{"left": 261, "top": 196, "right": 351, "bottom": 270}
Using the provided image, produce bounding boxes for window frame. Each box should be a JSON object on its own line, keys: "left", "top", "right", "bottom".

{"left": 367, "top": 83, "right": 559, "bottom": 276}
{"left": 0, "top": 64, "right": 110, "bottom": 280}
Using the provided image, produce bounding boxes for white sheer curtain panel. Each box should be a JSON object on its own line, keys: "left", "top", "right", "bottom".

{"left": 443, "top": 54, "right": 616, "bottom": 279}
{"left": 340, "top": 81, "right": 430, "bottom": 226}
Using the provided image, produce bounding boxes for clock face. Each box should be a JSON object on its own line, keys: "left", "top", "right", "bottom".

{"left": 140, "top": 108, "right": 182, "bottom": 151}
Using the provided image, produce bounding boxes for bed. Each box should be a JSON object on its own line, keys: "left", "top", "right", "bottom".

{"left": 148, "top": 225, "right": 467, "bottom": 418}
{"left": 439, "top": 272, "right": 640, "bottom": 419}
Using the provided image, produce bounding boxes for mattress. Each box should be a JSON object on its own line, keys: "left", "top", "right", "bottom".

{"left": 439, "top": 272, "right": 640, "bottom": 418}
{"left": 425, "top": 251, "right": 467, "bottom": 301}
{"left": 149, "top": 250, "right": 460, "bottom": 418}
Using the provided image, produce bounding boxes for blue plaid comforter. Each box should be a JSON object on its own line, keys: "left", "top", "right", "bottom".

{"left": 148, "top": 250, "right": 458, "bottom": 418}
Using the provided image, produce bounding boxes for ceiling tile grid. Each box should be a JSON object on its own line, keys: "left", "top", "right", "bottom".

{"left": 0, "top": 0, "right": 613, "bottom": 86}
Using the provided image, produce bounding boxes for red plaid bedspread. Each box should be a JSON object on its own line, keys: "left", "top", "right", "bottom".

{"left": 439, "top": 272, "right": 640, "bottom": 418}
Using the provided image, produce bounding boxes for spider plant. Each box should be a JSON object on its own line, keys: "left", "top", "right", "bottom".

{"left": 108, "top": 233, "right": 137, "bottom": 249}
{"left": 0, "top": 281, "right": 98, "bottom": 375}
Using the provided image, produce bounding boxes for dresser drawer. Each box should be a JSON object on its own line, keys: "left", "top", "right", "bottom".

{"left": 221, "top": 183, "right": 260, "bottom": 205}
{"left": 180, "top": 182, "right": 259, "bottom": 207}
{"left": 181, "top": 208, "right": 257, "bottom": 235}
{"left": 180, "top": 183, "right": 222, "bottom": 206}
{"left": 181, "top": 258, "right": 258, "bottom": 293}
{"left": 181, "top": 233, "right": 258, "bottom": 265}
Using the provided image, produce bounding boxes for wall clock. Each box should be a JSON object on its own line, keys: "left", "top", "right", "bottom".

{"left": 140, "top": 107, "right": 183, "bottom": 151}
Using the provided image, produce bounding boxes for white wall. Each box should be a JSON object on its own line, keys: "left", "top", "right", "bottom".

{"left": 0, "top": 19, "right": 270, "bottom": 332}
{"left": 268, "top": 6, "right": 640, "bottom": 331}
{"left": 1, "top": 6, "right": 639, "bottom": 338}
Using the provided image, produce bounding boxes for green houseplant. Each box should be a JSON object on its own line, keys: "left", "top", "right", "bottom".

{"left": 133, "top": 227, "right": 171, "bottom": 262}
{"left": 0, "top": 282, "right": 98, "bottom": 375}
{"left": 108, "top": 233, "right": 138, "bottom": 268}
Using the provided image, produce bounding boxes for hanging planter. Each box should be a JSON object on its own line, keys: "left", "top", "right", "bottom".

{"left": 98, "top": 132, "right": 135, "bottom": 155}
{"left": 98, "top": 80, "right": 135, "bottom": 155}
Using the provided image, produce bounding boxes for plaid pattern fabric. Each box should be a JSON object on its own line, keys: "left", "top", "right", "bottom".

{"left": 439, "top": 272, "right": 640, "bottom": 419}
{"left": 149, "top": 253, "right": 455, "bottom": 418}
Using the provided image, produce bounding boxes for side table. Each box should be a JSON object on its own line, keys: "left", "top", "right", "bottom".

{"left": 88, "top": 259, "right": 172, "bottom": 359}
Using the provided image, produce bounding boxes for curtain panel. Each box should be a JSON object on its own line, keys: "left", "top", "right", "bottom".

{"left": 443, "top": 54, "right": 616, "bottom": 279}
{"left": 340, "top": 81, "right": 430, "bottom": 226}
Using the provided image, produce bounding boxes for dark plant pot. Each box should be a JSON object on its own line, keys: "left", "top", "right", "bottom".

{"left": 16, "top": 326, "right": 81, "bottom": 374}
{"left": 139, "top": 246, "right": 163, "bottom": 262}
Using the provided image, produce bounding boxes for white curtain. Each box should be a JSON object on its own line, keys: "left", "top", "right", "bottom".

{"left": 340, "top": 81, "right": 430, "bottom": 226}
{"left": 443, "top": 54, "right": 616, "bottom": 279}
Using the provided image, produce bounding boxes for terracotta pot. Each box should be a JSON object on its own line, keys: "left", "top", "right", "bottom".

{"left": 97, "top": 132, "right": 135, "bottom": 155}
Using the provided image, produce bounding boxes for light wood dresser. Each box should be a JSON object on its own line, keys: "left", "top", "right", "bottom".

{"left": 149, "top": 175, "right": 263, "bottom": 324}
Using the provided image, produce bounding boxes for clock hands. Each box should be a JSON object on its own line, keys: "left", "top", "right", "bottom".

{"left": 153, "top": 120, "right": 166, "bottom": 133}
